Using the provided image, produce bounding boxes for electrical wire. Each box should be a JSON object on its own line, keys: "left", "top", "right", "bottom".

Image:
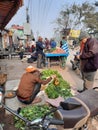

{"left": 27, "top": 0, "right": 54, "bottom": 38}
{"left": 27, "top": 0, "right": 30, "bottom": 10}
{"left": 41, "top": 0, "right": 53, "bottom": 32}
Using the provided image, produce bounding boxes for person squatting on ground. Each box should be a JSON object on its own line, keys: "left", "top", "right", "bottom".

{"left": 36, "top": 36, "right": 46, "bottom": 68}
{"left": 78, "top": 31, "right": 98, "bottom": 92}
{"left": 16, "top": 66, "right": 55, "bottom": 104}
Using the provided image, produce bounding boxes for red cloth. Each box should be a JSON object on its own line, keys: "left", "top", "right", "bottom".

{"left": 80, "top": 41, "right": 85, "bottom": 54}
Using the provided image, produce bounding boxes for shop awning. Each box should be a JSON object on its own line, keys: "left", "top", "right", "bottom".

{"left": 0, "top": 0, "right": 23, "bottom": 30}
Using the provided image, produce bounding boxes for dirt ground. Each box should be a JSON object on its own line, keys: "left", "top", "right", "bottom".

{"left": 0, "top": 107, "right": 17, "bottom": 130}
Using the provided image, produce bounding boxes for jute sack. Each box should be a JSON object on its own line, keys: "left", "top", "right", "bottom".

{"left": 0, "top": 74, "right": 7, "bottom": 85}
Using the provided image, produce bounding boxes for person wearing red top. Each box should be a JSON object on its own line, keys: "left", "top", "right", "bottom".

{"left": 78, "top": 31, "right": 98, "bottom": 92}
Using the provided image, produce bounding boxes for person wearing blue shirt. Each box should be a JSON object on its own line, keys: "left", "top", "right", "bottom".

{"left": 50, "top": 38, "right": 57, "bottom": 48}
{"left": 60, "top": 36, "right": 69, "bottom": 56}
{"left": 60, "top": 37, "right": 69, "bottom": 68}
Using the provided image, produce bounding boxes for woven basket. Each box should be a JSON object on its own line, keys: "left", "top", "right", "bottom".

{"left": 0, "top": 73, "right": 7, "bottom": 85}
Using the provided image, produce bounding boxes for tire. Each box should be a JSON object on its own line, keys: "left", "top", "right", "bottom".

{"left": 72, "top": 64, "right": 77, "bottom": 70}
{"left": 70, "top": 60, "right": 77, "bottom": 70}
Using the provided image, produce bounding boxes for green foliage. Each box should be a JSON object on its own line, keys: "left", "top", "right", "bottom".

{"left": 41, "top": 69, "right": 72, "bottom": 99}
{"left": 14, "top": 105, "right": 53, "bottom": 130}
{"left": 44, "top": 48, "right": 56, "bottom": 53}
{"left": 41, "top": 69, "right": 59, "bottom": 77}
{"left": 45, "top": 82, "right": 72, "bottom": 99}
{"left": 56, "top": 2, "right": 98, "bottom": 36}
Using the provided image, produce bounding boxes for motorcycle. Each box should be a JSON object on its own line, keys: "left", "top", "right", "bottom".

{"left": 0, "top": 87, "right": 98, "bottom": 130}
{"left": 55, "top": 87, "right": 98, "bottom": 130}
{"left": 70, "top": 51, "right": 82, "bottom": 77}
{"left": 70, "top": 51, "right": 80, "bottom": 71}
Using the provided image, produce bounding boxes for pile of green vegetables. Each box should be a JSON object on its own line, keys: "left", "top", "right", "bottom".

{"left": 44, "top": 48, "right": 56, "bottom": 53}
{"left": 14, "top": 69, "right": 72, "bottom": 130}
{"left": 14, "top": 105, "right": 53, "bottom": 130}
{"left": 41, "top": 69, "right": 72, "bottom": 99}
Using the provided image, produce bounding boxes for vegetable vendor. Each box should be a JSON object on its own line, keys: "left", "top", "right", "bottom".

{"left": 16, "top": 65, "right": 55, "bottom": 104}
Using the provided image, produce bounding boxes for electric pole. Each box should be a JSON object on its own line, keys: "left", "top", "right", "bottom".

{"left": 26, "top": 7, "right": 29, "bottom": 23}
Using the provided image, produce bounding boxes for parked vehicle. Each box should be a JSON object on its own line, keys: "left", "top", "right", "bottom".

{"left": 0, "top": 87, "right": 98, "bottom": 130}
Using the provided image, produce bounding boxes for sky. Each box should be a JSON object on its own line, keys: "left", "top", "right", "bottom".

{"left": 7, "top": 0, "right": 96, "bottom": 39}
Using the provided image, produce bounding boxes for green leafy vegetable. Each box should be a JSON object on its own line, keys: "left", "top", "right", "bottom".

{"left": 14, "top": 105, "right": 53, "bottom": 130}
{"left": 41, "top": 69, "right": 72, "bottom": 99}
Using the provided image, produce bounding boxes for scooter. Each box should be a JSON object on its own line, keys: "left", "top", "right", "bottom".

{"left": 55, "top": 87, "right": 98, "bottom": 130}
{"left": 0, "top": 87, "right": 98, "bottom": 130}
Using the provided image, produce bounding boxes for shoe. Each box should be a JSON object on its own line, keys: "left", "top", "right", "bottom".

{"left": 77, "top": 87, "right": 87, "bottom": 93}
{"left": 77, "top": 89, "right": 84, "bottom": 93}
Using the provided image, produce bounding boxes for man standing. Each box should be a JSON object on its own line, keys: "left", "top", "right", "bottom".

{"left": 36, "top": 36, "right": 45, "bottom": 68}
{"left": 78, "top": 31, "right": 98, "bottom": 92}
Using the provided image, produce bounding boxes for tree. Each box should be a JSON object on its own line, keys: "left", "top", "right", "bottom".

{"left": 56, "top": 2, "right": 98, "bottom": 34}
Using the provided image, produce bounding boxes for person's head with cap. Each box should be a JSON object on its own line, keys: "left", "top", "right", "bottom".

{"left": 79, "top": 31, "right": 90, "bottom": 42}
{"left": 38, "top": 36, "right": 43, "bottom": 42}
{"left": 26, "top": 65, "right": 37, "bottom": 73}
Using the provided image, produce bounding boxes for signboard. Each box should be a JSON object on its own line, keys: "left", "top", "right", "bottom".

{"left": 23, "top": 23, "right": 31, "bottom": 35}
{"left": 69, "top": 30, "right": 80, "bottom": 38}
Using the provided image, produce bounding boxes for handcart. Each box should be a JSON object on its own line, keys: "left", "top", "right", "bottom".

{"left": 45, "top": 53, "right": 68, "bottom": 69}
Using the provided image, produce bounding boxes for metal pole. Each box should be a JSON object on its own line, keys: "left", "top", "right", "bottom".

{"left": 26, "top": 7, "right": 29, "bottom": 23}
